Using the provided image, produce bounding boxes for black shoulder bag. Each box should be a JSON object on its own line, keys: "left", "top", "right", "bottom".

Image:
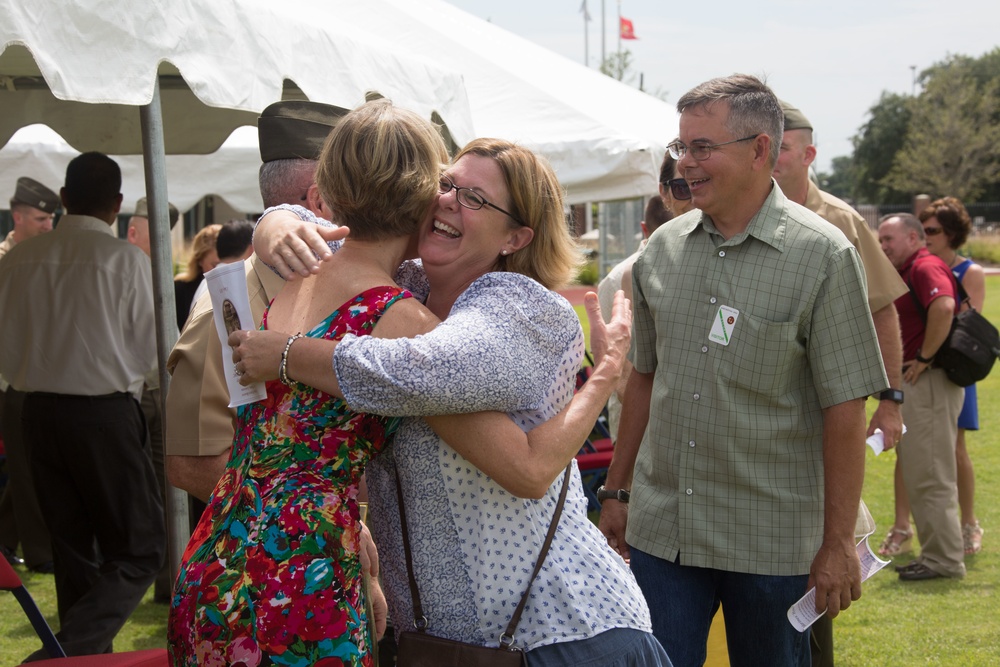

{"left": 907, "top": 273, "right": 1000, "bottom": 386}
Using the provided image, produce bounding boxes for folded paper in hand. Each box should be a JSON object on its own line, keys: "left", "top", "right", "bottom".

{"left": 204, "top": 262, "right": 267, "bottom": 408}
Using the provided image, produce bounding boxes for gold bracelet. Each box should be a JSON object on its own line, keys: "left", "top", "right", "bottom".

{"left": 279, "top": 333, "right": 304, "bottom": 385}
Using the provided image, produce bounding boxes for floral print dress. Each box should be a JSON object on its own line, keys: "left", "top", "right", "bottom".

{"left": 168, "top": 286, "right": 410, "bottom": 667}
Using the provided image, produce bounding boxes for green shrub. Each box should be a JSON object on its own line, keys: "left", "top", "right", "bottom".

{"left": 576, "top": 260, "right": 599, "bottom": 286}
{"left": 965, "top": 235, "right": 1000, "bottom": 265}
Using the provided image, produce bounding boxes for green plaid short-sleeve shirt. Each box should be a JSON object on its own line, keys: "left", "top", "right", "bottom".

{"left": 626, "top": 183, "right": 887, "bottom": 575}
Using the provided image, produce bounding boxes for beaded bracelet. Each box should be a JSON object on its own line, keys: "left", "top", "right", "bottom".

{"left": 279, "top": 333, "right": 304, "bottom": 385}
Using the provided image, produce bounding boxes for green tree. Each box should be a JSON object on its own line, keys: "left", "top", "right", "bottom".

{"left": 850, "top": 92, "right": 913, "bottom": 204}
{"left": 885, "top": 52, "right": 1000, "bottom": 202}
{"left": 817, "top": 155, "right": 856, "bottom": 202}
{"left": 600, "top": 50, "right": 635, "bottom": 83}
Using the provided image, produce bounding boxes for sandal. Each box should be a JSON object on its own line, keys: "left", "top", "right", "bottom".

{"left": 963, "top": 522, "right": 984, "bottom": 555}
{"left": 877, "top": 527, "right": 913, "bottom": 557}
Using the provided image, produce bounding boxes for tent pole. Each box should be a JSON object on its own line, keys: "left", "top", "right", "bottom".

{"left": 139, "top": 77, "right": 189, "bottom": 584}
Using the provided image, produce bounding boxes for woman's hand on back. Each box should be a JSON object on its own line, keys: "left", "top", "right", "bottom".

{"left": 255, "top": 209, "right": 348, "bottom": 280}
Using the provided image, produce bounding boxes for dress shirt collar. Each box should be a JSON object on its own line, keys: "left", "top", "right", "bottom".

{"left": 677, "top": 179, "right": 787, "bottom": 253}
{"left": 55, "top": 214, "right": 116, "bottom": 236}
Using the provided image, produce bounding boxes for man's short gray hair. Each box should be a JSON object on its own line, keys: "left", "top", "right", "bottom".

{"left": 879, "top": 212, "right": 925, "bottom": 240}
{"left": 258, "top": 158, "right": 317, "bottom": 209}
{"left": 676, "top": 74, "right": 783, "bottom": 167}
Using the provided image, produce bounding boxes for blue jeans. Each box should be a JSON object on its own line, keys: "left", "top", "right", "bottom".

{"left": 526, "top": 628, "right": 672, "bottom": 667}
{"left": 631, "top": 547, "right": 810, "bottom": 667}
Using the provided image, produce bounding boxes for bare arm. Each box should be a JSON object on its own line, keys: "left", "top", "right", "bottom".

{"left": 598, "top": 368, "right": 654, "bottom": 560}
{"left": 809, "top": 398, "right": 866, "bottom": 617}
{"left": 231, "top": 298, "right": 439, "bottom": 394}
{"left": 961, "top": 263, "right": 986, "bottom": 312}
{"left": 867, "top": 303, "right": 904, "bottom": 446}
{"left": 166, "top": 453, "right": 229, "bottom": 502}
{"left": 904, "top": 296, "right": 956, "bottom": 384}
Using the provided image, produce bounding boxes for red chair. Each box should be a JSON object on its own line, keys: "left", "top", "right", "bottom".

{"left": 0, "top": 556, "right": 168, "bottom": 666}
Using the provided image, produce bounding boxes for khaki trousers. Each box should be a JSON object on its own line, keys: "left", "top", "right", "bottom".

{"left": 899, "top": 367, "right": 965, "bottom": 578}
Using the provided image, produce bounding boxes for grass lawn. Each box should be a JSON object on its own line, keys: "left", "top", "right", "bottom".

{"left": 3, "top": 282, "right": 1000, "bottom": 665}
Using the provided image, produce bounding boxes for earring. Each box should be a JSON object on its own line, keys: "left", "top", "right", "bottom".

{"left": 500, "top": 249, "right": 509, "bottom": 256}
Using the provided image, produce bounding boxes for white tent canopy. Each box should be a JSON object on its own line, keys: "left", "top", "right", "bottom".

{"left": 0, "top": 1, "right": 474, "bottom": 154}
{"left": 330, "top": 0, "right": 676, "bottom": 205}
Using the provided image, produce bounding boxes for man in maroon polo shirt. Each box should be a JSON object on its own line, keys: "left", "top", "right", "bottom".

{"left": 878, "top": 212, "right": 965, "bottom": 581}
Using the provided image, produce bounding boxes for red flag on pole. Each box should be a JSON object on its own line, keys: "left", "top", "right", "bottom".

{"left": 620, "top": 16, "right": 637, "bottom": 40}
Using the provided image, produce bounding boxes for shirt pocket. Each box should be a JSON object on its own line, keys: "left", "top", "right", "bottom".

{"left": 721, "top": 313, "right": 804, "bottom": 397}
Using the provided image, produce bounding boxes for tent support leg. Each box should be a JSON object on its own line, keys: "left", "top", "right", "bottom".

{"left": 140, "top": 77, "right": 189, "bottom": 588}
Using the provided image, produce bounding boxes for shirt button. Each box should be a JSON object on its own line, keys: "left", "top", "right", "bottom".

{"left": 686, "top": 488, "right": 693, "bottom": 495}
{"left": 718, "top": 251, "right": 726, "bottom": 258}
{"left": 701, "top": 346, "right": 708, "bottom": 353}
{"left": 689, "top": 440, "right": 696, "bottom": 448}
{"left": 710, "top": 297, "right": 717, "bottom": 304}
{"left": 693, "top": 393, "right": 700, "bottom": 400}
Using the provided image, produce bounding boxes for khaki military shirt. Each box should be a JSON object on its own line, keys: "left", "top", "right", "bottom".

{"left": 804, "top": 180, "right": 906, "bottom": 313}
{"left": 165, "top": 254, "right": 284, "bottom": 456}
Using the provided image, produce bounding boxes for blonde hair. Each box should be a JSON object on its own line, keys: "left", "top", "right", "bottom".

{"left": 175, "top": 223, "right": 221, "bottom": 282}
{"left": 454, "top": 139, "right": 581, "bottom": 290}
{"left": 315, "top": 100, "right": 448, "bottom": 241}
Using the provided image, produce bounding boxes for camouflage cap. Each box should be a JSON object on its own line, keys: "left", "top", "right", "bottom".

{"left": 257, "top": 101, "right": 350, "bottom": 163}
{"left": 11, "top": 177, "right": 60, "bottom": 213}
{"left": 779, "top": 99, "right": 813, "bottom": 132}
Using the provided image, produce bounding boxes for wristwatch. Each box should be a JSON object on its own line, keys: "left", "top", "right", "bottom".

{"left": 877, "top": 388, "right": 905, "bottom": 404}
{"left": 596, "top": 486, "right": 630, "bottom": 503}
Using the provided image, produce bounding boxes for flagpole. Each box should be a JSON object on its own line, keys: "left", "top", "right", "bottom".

{"left": 617, "top": 0, "right": 622, "bottom": 58}
{"left": 582, "top": 1, "right": 589, "bottom": 65}
{"left": 601, "top": 0, "right": 605, "bottom": 66}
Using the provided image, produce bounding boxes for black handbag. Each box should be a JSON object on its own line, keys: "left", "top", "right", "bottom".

{"left": 908, "top": 275, "right": 1000, "bottom": 386}
{"left": 393, "top": 464, "right": 572, "bottom": 667}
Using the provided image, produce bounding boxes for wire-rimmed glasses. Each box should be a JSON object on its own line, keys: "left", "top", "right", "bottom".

{"left": 438, "top": 175, "right": 527, "bottom": 226}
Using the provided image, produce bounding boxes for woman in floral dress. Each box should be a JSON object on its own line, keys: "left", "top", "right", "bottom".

{"left": 167, "top": 100, "right": 447, "bottom": 667}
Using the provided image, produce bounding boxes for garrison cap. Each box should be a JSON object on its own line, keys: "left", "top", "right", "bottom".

{"left": 134, "top": 196, "right": 181, "bottom": 229}
{"left": 11, "top": 177, "right": 59, "bottom": 214}
{"left": 257, "top": 101, "right": 350, "bottom": 163}
{"left": 779, "top": 99, "right": 813, "bottom": 132}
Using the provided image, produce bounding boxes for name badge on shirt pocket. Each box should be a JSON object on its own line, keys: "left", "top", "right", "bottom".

{"left": 709, "top": 305, "right": 740, "bottom": 346}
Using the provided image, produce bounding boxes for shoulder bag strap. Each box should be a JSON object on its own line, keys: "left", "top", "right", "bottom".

{"left": 395, "top": 459, "right": 573, "bottom": 644}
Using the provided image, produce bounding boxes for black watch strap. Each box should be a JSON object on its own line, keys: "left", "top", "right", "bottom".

{"left": 596, "top": 486, "right": 630, "bottom": 503}
{"left": 878, "top": 388, "right": 904, "bottom": 404}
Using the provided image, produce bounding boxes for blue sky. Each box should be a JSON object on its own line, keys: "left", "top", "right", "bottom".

{"left": 446, "top": 0, "right": 999, "bottom": 173}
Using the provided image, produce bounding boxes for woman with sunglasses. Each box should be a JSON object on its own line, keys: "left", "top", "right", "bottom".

{"left": 881, "top": 197, "right": 985, "bottom": 557}
{"left": 235, "top": 138, "right": 671, "bottom": 665}
{"left": 658, "top": 150, "right": 695, "bottom": 217}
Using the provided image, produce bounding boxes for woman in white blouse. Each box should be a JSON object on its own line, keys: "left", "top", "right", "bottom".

{"left": 234, "top": 138, "right": 671, "bottom": 666}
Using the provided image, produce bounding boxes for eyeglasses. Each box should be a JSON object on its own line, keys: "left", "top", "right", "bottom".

{"left": 438, "top": 175, "right": 526, "bottom": 226}
{"left": 666, "top": 134, "right": 760, "bottom": 161}
{"left": 923, "top": 226, "right": 945, "bottom": 236}
{"left": 664, "top": 178, "right": 691, "bottom": 201}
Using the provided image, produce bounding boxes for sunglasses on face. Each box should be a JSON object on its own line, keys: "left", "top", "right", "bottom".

{"left": 923, "top": 226, "right": 945, "bottom": 236}
{"left": 664, "top": 178, "right": 692, "bottom": 201}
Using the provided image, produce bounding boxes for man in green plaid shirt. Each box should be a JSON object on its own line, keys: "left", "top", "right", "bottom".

{"left": 599, "top": 74, "right": 888, "bottom": 667}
